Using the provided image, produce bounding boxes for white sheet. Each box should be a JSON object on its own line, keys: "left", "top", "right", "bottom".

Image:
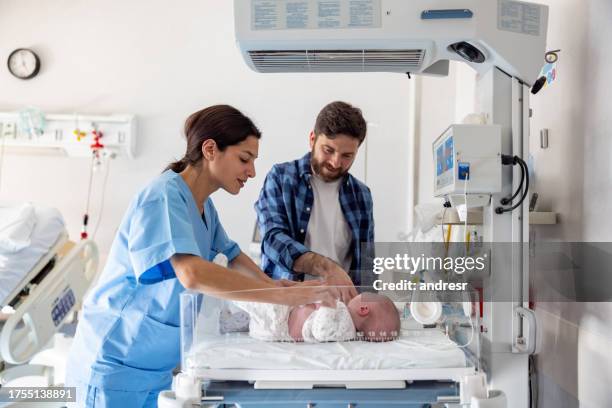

{"left": 187, "top": 329, "right": 466, "bottom": 371}
{"left": 0, "top": 206, "right": 65, "bottom": 305}
{"left": 0, "top": 203, "right": 36, "bottom": 252}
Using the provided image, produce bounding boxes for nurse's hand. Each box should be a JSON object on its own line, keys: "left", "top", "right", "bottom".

{"left": 172, "top": 254, "right": 338, "bottom": 306}
{"left": 281, "top": 280, "right": 340, "bottom": 308}
{"left": 273, "top": 279, "right": 297, "bottom": 287}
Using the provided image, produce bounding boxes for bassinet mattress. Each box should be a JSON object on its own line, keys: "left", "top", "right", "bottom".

{"left": 187, "top": 328, "right": 467, "bottom": 372}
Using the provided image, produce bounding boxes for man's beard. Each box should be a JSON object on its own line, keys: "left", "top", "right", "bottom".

{"left": 310, "top": 151, "right": 348, "bottom": 182}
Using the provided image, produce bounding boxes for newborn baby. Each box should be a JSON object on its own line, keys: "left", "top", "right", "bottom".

{"left": 234, "top": 293, "right": 400, "bottom": 343}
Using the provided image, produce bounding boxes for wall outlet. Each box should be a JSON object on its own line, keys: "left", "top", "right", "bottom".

{"left": 2, "top": 122, "right": 17, "bottom": 139}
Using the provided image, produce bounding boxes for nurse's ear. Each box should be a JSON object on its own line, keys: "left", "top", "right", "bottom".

{"left": 201, "top": 139, "right": 218, "bottom": 161}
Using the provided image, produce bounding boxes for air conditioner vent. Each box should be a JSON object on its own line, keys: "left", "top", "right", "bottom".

{"left": 248, "top": 49, "right": 425, "bottom": 73}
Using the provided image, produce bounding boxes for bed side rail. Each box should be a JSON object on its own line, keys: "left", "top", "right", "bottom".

{"left": 0, "top": 239, "right": 99, "bottom": 365}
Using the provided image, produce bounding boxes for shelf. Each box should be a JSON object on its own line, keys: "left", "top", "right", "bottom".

{"left": 439, "top": 209, "right": 557, "bottom": 225}
{"left": 529, "top": 211, "right": 557, "bottom": 225}
{"left": 0, "top": 112, "right": 136, "bottom": 158}
{"left": 441, "top": 209, "right": 483, "bottom": 225}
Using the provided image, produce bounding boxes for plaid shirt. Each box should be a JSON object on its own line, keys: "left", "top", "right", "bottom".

{"left": 254, "top": 152, "right": 374, "bottom": 284}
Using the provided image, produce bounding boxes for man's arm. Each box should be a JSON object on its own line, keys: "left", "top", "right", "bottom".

{"left": 361, "top": 187, "right": 376, "bottom": 288}
{"left": 366, "top": 186, "right": 375, "bottom": 243}
{"left": 293, "top": 252, "right": 332, "bottom": 276}
{"left": 255, "top": 166, "right": 356, "bottom": 302}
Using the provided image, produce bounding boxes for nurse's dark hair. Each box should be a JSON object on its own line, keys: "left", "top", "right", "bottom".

{"left": 165, "top": 105, "right": 261, "bottom": 173}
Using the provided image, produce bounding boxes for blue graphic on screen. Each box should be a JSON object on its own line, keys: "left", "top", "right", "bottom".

{"left": 445, "top": 137, "right": 454, "bottom": 171}
{"left": 436, "top": 145, "right": 444, "bottom": 175}
{"left": 437, "top": 136, "right": 454, "bottom": 177}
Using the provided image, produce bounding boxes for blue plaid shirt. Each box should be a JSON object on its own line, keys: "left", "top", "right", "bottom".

{"left": 255, "top": 152, "right": 374, "bottom": 284}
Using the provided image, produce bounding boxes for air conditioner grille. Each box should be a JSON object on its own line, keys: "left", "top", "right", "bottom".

{"left": 248, "top": 49, "right": 425, "bottom": 73}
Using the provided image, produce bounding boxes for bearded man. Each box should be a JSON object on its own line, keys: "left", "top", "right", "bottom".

{"left": 255, "top": 101, "right": 374, "bottom": 303}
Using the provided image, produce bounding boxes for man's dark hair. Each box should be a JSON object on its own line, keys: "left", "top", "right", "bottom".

{"left": 314, "top": 101, "right": 367, "bottom": 144}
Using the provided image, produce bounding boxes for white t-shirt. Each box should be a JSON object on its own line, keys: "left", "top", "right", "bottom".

{"left": 304, "top": 174, "right": 353, "bottom": 273}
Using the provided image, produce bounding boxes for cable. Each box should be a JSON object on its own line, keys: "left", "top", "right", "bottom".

{"left": 500, "top": 156, "right": 525, "bottom": 205}
{"left": 545, "top": 49, "right": 560, "bottom": 64}
{"left": 504, "top": 159, "right": 530, "bottom": 212}
{"left": 509, "top": 159, "right": 530, "bottom": 210}
{"left": 80, "top": 153, "right": 96, "bottom": 239}
{"left": 441, "top": 203, "right": 451, "bottom": 264}
{"left": 464, "top": 172, "right": 469, "bottom": 252}
{"left": 529, "top": 354, "right": 538, "bottom": 408}
{"left": 440, "top": 206, "right": 453, "bottom": 277}
{"left": 496, "top": 156, "right": 530, "bottom": 214}
{"left": 441, "top": 205, "right": 448, "bottom": 243}
{"left": 92, "top": 156, "right": 112, "bottom": 239}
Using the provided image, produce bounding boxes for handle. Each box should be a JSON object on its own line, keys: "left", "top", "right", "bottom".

{"left": 514, "top": 306, "right": 537, "bottom": 354}
{"left": 422, "top": 9, "right": 474, "bottom": 19}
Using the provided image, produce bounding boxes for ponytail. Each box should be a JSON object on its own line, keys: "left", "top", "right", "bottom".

{"left": 164, "top": 157, "right": 189, "bottom": 173}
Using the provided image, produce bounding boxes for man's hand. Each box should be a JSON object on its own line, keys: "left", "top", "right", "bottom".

{"left": 294, "top": 252, "right": 358, "bottom": 304}
{"left": 318, "top": 262, "right": 357, "bottom": 304}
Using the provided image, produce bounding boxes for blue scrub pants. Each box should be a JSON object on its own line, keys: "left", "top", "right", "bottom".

{"left": 67, "top": 377, "right": 169, "bottom": 408}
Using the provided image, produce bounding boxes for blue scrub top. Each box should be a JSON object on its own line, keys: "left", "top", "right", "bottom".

{"left": 67, "top": 170, "right": 240, "bottom": 392}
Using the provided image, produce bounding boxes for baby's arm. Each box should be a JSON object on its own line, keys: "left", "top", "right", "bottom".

{"left": 288, "top": 304, "right": 318, "bottom": 341}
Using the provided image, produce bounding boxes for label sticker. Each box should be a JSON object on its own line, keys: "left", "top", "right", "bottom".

{"left": 498, "top": 0, "right": 542, "bottom": 36}
{"left": 252, "top": 0, "right": 381, "bottom": 30}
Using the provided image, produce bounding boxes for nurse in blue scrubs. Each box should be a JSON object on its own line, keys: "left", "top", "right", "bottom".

{"left": 65, "top": 105, "right": 336, "bottom": 407}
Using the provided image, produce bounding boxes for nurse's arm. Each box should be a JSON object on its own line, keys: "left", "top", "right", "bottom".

{"left": 171, "top": 254, "right": 334, "bottom": 306}
{"left": 228, "top": 252, "right": 276, "bottom": 284}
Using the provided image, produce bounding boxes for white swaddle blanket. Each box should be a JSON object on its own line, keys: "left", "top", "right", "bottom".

{"left": 233, "top": 301, "right": 293, "bottom": 341}
{"left": 301, "top": 302, "right": 356, "bottom": 342}
{"left": 234, "top": 301, "right": 356, "bottom": 343}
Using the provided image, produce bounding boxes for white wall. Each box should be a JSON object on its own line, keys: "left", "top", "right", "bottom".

{"left": 582, "top": 0, "right": 612, "bottom": 242}
{"left": 0, "top": 0, "right": 412, "bottom": 256}
{"left": 529, "top": 0, "right": 587, "bottom": 243}
{"left": 530, "top": 1, "right": 612, "bottom": 407}
{"left": 415, "top": 72, "right": 452, "bottom": 206}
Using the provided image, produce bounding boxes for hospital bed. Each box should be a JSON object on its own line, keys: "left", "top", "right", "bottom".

{"left": 0, "top": 204, "right": 98, "bottom": 392}
{"left": 158, "top": 289, "right": 485, "bottom": 407}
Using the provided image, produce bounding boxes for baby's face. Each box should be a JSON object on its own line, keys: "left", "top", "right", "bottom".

{"left": 348, "top": 293, "right": 400, "bottom": 342}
